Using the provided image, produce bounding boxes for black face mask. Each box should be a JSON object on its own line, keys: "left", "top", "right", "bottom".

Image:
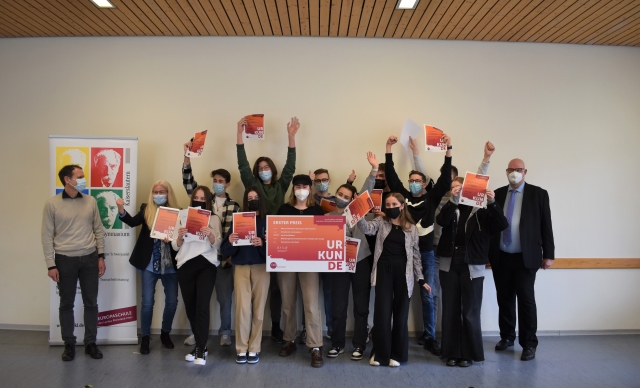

{"left": 374, "top": 179, "right": 386, "bottom": 190}
{"left": 192, "top": 201, "right": 207, "bottom": 209}
{"left": 247, "top": 200, "right": 260, "bottom": 211}
{"left": 385, "top": 207, "right": 401, "bottom": 219}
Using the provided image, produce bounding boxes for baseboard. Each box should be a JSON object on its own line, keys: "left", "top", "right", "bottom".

{"left": 0, "top": 323, "right": 49, "bottom": 331}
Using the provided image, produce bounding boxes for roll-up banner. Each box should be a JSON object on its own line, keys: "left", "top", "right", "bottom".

{"left": 49, "top": 136, "right": 138, "bottom": 345}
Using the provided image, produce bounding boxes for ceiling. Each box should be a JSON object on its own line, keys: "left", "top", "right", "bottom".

{"left": 1, "top": 0, "right": 639, "bottom": 46}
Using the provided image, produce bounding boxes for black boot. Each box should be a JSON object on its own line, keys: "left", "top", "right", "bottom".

{"left": 271, "top": 322, "right": 284, "bottom": 344}
{"left": 160, "top": 330, "right": 174, "bottom": 349}
{"left": 140, "top": 335, "right": 150, "bottom": 355}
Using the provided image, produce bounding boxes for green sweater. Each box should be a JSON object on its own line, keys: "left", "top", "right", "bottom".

{"left": 237, "top": 144, "right": 296, "bottom": 215}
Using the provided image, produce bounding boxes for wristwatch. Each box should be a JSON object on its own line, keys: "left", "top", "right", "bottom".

{"left": 447, "top": 145, "right": 453, "bottom": 150}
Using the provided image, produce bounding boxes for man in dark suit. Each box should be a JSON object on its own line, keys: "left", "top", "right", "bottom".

{"left": 489, "top": 158, "right": 554, "bottom": 361}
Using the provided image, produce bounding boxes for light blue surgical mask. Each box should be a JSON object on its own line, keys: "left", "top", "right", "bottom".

{"left": 259, "top": 170, "right": 272, "bottom": 182}
{"left": 212, "top": 183, "right": 225, "bottom": 195}
{"left": 409, "top": 182, "right": 423, "bottom": 196}
{"left": 73, "top": 178, "right": 86, "bottom": 192}
{"left": 335, "top": 197, "right": 350, "bottom": 209}
{"left": 315, "top": 181, "right": 329, "bottom": 193}
{"left": 153, "top": 194, "right": 167, "bottom": 205}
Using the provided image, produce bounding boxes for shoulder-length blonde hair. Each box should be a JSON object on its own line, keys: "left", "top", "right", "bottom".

{"left": 287, "top": 185, "right": 315, "bottom": 208}
{"left": 383, "top": 192, "right": 415, "bottom": 231}
{"left": 144, "top": 180, "right": 179, "bottom": 228}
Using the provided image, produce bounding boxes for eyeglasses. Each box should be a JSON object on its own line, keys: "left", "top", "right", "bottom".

{"left": 408, "top": 180, "right": 424, "bottom": 184}
{"left": 506, "top": 168, "right": 525, "bottom": 173}
{"left": 314, "top": 179, "right": 329, "bottom": 184}
{"left": 258, "top": 166, "right": 271, "bottom": 172}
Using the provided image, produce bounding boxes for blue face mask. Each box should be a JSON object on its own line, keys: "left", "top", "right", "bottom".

{"left": 212, "top": 183, "right": 225, "bottom": 195}
{"left": 73, "top": 178, "right": 87, "bottom": 192}
{"left": 315, "top": 181, "right": 329, "bottom": 193}
{"left": 409, "top": 182, "right": 423, "bottom": 196}
{"left": 335, "top": 197, "right": 350, "bottom": 209}
{"left": 153, "top": 195, "right": 167, "bottom": 205}
{"left": 259, "top": 170, "right": 272, "bottom": 182}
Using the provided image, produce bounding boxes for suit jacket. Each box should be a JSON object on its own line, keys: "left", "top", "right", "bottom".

{"left": 488, "top": 183, "right": 554, "bottom": 269}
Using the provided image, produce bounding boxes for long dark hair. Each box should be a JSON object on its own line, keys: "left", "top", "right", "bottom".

{"left": 243, "top": 186, "right": 266, "bottom": 219}
{"left": 384, "top": 192, "right": 415, "bottom": 231}
{"left": 252, "top": 157, "right": 278, "bottom": 185}
{"left": 190, "top": 185, "right": 213, "bottom": 212}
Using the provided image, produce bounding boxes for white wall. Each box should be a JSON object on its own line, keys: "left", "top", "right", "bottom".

{"left": 1, "top": 37, "right": 639, "bottom": 334}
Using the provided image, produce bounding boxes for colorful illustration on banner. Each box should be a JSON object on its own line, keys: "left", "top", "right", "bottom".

{"left": 91, "top": 148, "right": 124, "bottom": 188}
{"left": 56, "top": 147, "right": 90, "bottom": 188}
{"left": 91, "top": 189, "right": 124, "bottom": 229}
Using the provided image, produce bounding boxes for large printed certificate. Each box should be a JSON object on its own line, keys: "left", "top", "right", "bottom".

{"left": 183, "top": 207, "right": 212, "bottom": 242}
{"left": 460, "top": 172, "right": 490, "bottom": 208}
{"left": 344, "top": 237, "right": 360, "bottom": 273}
{"left": 370, "top": 189, "right": 383, "bottom": 213}
{"left": 185, "top": 130, "right": 208, "bottom": 157}
{"left": 233, "top": 212, "right": 257, "bottom": 246}
{"left": 267, "top": 215, "right": 348, "bottom": 272}
{"left": 424, "top": 125, "right": 446, "bottom": 152}
{"left": 320, "top": 198, "right": 337, "bottom": 214}
{"left": 150, "top": 206, "right": 180, "bottom": 240}
{"left": 344, "top": 191, "right": 374, "bottom": 228}
{"left": 244, "top": 114, "right": 265, "bottom": 139}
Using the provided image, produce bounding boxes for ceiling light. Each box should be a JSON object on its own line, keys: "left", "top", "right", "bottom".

{"left": 90, "top": 0, "right": 115, "bottom": 8}
{"left": 396, "top": 0, "right": 419, "bottom": 9}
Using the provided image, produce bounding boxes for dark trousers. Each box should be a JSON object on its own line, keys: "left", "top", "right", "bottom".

{"left": 493, "top": 250, "right": 539, "bottom": 349}
{"left": 330, "top": 257, "right": 372, "bottom": 349}
{"left": 55, "top": 251, "right": 100, "bottom": 345}
{"left": 178, "top": 256, "right": 217, "bottom": 349}
{"left": 270, "top": 272, "right": 282, "bottom": 324}
{"left": 440, "top": 255, "right": 484, "bottom": 361}
{"left": 372, "top": 256, "right": 410, "bottom": 364}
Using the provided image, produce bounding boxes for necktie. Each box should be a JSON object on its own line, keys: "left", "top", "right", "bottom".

{"left": 503, "top": 190, "right": 517, "bottom": 246}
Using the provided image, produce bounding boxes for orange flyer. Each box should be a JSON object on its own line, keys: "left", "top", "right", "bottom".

{"left": 460, "top": 172, "right": 490, "bottom": 208}
{"left": 186, "top": 130, "right": 208, "bottom": 157}
{"left": 150, "top": 207, "right": 180, "bottom": 240}
{"left": 244, "top": 114, "right": 265, "bottom": 140}
{"left": 369, "top": 189, "right": 383, "bottom": 213}
{"left": 344, "top": 191, "right": 374, "bottom": 228}
{"left": 267, "top": 215, "right": 347, "bottom": 272}
{"left": 183, "top": 207, "right": 211, "bottom": 242}
{"left": 232, "top": 212, "right": 257, "bottom": 246}
{"left": 345, "top": 237, "right": 360, "bottom": 273}
{"left": 424, "top": 125, "right": 446, "bottom": 152}
{"left": 320, "top": 198, "right": 337, "bottom": 214}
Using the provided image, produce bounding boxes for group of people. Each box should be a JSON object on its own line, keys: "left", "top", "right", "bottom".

{"left": 41, "top": 117, "right": 555, "bottom": 369}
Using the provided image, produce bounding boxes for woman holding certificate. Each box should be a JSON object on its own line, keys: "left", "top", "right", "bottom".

{"left": 220, "top": 187, "right": 268, "bottom": 364}
{"left": 435, "top": 178, "right": 508, "bottom": 367}
{"left": 276, "top": 174, "right": 325, "bottom": 368}
{"left": 172, "top": 186, "right": 222, "bottom": 366}
{"left": 116, "top": 180, "right": 180, "bottom": 356}
{"left": 357, "top": 193, "right": 430, "bottom": 367}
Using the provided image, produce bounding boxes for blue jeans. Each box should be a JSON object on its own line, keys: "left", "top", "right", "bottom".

{"left": 140, "top": 269, "right": 178, "bottom": 337}
{"left": 216, "top": 265, "right": 234, "bottom": 336}
{"left": 419, "top": 250, "right": 439, "bottom": 339}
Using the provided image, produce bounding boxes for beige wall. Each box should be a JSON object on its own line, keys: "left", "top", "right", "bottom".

{"left": 1, "top": 37, "right": 639, "bottom": 334}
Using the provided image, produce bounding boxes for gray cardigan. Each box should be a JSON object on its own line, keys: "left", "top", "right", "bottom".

{"left": 357, "top": 217, "right": 424, "bottom": 297}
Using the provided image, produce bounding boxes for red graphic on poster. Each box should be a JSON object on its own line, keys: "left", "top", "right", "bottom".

{"left": 91, "top": 148, "right": 124, "bottom": 188}
{"left": 98, "top": 306, "right": 137, "bottom": 327}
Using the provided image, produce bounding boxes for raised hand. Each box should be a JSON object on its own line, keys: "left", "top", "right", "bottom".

{"left": 387, "top": 136, "right": 398, "bottom": 146}
{"left": 486, "top": 189, "right": 495, "bottom": 203}
{"left": 115, "top": 198, "right": 125, "bottom": 214}
{"left": 287, "top": 117, "right": 300, "bottom": 137}
{"left": 367, "top": 151, "right": 379, "bottom": 169}
{"left": 484, "top": 141, "right": 495, "bottom": 159}
{"left": 408, "top": 136, "right": 419, "bottom": 156}
{"left": 348, "top": 169, "right": 357, "bottom": 183}
{"left": 441, "top": 134, "right": 451, "bottom": 146}
{"left": 237, "top": 117, "right": 248, "bottom": 134}
{"left": 309, "top": 170, "right": 315, "bottom": 182}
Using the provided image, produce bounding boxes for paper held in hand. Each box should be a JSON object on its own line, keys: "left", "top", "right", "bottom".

{"left": 182, "top": 207, "right": 212, "bottom": 242}
{"left": 399, "top": 119, "right": 422, "bottom": 155}
{"left": 185, "top": 130, "right": 208, "bottom": 157}
{"left": 345, "top": 237, "right": 360, "bottom": 274}
{"left": 244, "top": 114, "right": 265, "bottom": 140}
{"left": 150, "top": 206, "right": 180, "bottom": 240}
{"left": 370, "top": 189, "right": 383, "bottom": 213}
{"left": 460, "top": 172, "right": 490, "bottom": 208}
{"left": 424, "top": 125, "right": 447, "bottom": 152}
{"left": 344, "top": 191, "right": 374, "bottom": 228}
{"left": 320, "top": 198, "right": 337, "bottom": 214}
{"left": 233, "top": 212, "right": 257, "bottom": 246}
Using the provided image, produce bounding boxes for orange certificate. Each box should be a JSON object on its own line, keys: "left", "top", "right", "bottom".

{"left": 320, "top": 198, "right": 337, "bottom": 214}
{"left": 344, "top": 237, "right": 360, "bottom": 273}
{"left": 460, "top": 172, "right": 490, "bottom": 208}
{"left": 369, "top": 189, "right": 383, "bottom": 213}
{"left": 183, "top": 207, "right": 212, "bottom": 242}
{"left": 344, "top": 191, "right": 374, "bottom": 228}
{"left": 244, "top": 114, "right": 265, "bottom": 140}
{"left": 267, "top": 215, "right": 347, "bottom": 272}
{"left": 186, "top": 130, "right": 208, "bottom": 157}
{"left": 150, "top": 207, "right": 180, "bottom": 240}
{"left": 233, "top": 212, "right": 257, "bottom": 246}
{"left": 424, "top": 125, "right": 446, "bottom": 152}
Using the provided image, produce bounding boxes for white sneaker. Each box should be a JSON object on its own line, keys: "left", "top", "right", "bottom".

{"left": 185, "top": 346, "right": 208, "bottom": 362}
{"left": 369, "top": 355, "right": 380, "bottom": 366}
{"left": 220, "top": 334, "right": 232, "bottom": 346}
{"left": 194, "top": 347, "right": 206, "bottom": 365}
{"left": 184, "top": 334, "right": 195, "bottom": 346}
{"left": 389, "top": 359, "right": 400, "bottom": 367}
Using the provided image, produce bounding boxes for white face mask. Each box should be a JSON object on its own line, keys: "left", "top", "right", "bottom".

{"left": 295, "top": 189, "right": 310, "bottom": 202}
{"left": 508, "top": 171, "right": 523, "bottom": 185}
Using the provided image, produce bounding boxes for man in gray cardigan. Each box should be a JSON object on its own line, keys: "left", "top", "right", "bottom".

{"left": 42, "top": 164, "right": 106, "bottom": 361}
